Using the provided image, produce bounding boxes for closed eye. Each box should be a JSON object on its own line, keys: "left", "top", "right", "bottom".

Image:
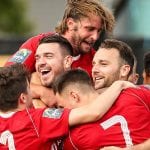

{"left": 45, "top": 54, "right": 53, "bottom": 59}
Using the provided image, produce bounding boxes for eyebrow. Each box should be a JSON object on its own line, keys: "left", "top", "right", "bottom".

{"left": 93, "top": 59, "right": 109, "bottom": 63}
{"left": 35, "top": 52, "right": 54, "bottom": 57}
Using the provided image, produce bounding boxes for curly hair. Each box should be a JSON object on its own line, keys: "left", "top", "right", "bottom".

{"left": 55, "top": 0, "right": 115, "bottom": 34}
{"left": 0, "top": 63, "right": 31, "bottom": 112}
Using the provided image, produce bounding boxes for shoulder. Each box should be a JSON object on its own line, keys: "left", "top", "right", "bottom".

{"left": 123, "top": 86, "right": 150, "bottom": 95}
{"left": 42, "top": 108, "right": 68, "bottom": 119}
{"left": 20, "top": 32, "right": 55, "bottom": 50}
{"left": 121, "top": 87, "right": 150, "bottom": 101}
{"left": 120, "top": 87, "right": 150, "bottom": 106}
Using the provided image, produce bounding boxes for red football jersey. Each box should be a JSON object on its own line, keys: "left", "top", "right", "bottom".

{"left": 63, "top": 87, "right": 150, "bottom": 150}
{"left": 0, "top": 108, "right": 70, "bottom": 150}
{"left": 5, "top": 32, "right": 95, "bottom": 77}
{"left": 71, "top": 48, "right": 96, "bottom": 78}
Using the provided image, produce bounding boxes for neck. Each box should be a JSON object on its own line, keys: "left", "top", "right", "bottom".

{"left": 96, "top": 87, "right": 108, "bottom": 94}
{"left": 0, "top": 107, "right": 22, "bottom": 114}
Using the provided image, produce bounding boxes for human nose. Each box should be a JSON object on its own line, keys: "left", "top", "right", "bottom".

{"left": 92, "top": 63, "right": 100, "bottom": 75}
{"left": 92, "top": 63, "right": 98, "bottom": 71}
{"left": 91, "top": 31, "right": 99, "bottom": 41}
{"left": 36, "top": 56, "right": 46, "bottom": 66}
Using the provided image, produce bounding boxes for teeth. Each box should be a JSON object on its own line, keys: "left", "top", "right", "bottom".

{"left": 40, "top": 69, "right": 50, "bottom": 75}
{"left": 39, "top": 69, "right": 49, "bottom": 72}
{"left": 95, "top": 77, "right": 102, "bottom": 80}
{"left": 41, "top": 70, "right": 48, "bottom": 73}
{"left": 85, "top": 41, "right": 94, "bottom": 46}
{"left": 42, "top": 71, "right": 49, "bottom": 75}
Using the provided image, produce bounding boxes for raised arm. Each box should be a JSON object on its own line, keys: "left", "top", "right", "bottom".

{"left": 31, "top": 83, "right": 57, "bottom": 107}
{"left": 30, "top": 72, "right": 57, "bottom": 108}
{"left": 69, "top": 80, "right": 136, "bottom": 126}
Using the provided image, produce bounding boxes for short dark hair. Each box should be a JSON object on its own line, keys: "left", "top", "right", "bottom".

{"left": 144, "top": 52, "right": 150, "bottom": 76}
{"left": 53, "top": 69, "right": 94, "bottom": 95}
{"left": 100, "top": 39, "right": 135, "bottom": 76}
{"left": 0, "top": 63, "right": 31, "bottom": 112}
{"left": 39, "top": 34, "right": 74, "bottom": 56}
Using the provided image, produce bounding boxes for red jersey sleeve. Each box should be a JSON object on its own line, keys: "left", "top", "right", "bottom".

{"left": 4, "top": 32, "right": 54, "bottom": 72}
{"left": 0, "top": 108, "right": 70, "bottom": 150}
{"left": 37, "top": 108, "right": 70, "bottom": 139}
{"left": 123, "top": 86, "right": 150, "bottom": 110}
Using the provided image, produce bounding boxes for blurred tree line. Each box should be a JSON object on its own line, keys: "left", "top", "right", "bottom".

{"left": 0, "top": 0, "right": 33, "bottom": 37}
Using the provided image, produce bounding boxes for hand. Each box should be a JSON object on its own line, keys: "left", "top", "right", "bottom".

{"left": 100, "top": 146, "right": 126, "bottom": 150}
{"left": 30, "top": 83, "right": 57, "bottom": 107}
{"left": 31, "top": 72, "right": 41, "bottom": 85}
{"left": 30, "top": 72, "right": 57, "bottom": 107}
{"left": 113, "top": 80, "right": 137, "bottom": 90}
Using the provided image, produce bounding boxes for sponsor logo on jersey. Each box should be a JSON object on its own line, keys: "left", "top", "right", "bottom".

{"left": 43, "top": 108, "right": 64, "bottom": 119}
{"left": 8, "top": 49, "right": 31, "bottom": 63}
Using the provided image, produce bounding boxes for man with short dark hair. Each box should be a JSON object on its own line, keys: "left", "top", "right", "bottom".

{"left": 30, "top": 34, "right": 74, "bottom": 107}
{"left": 59, "top": 39, "right": 150, "bottom": 149}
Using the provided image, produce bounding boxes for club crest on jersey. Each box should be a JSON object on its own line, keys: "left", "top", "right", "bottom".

{"left": 43, "top": 108, "right": 63, "bottom": 119}
{"left": 8, "top": 49, "right": 31, "bottom": 63}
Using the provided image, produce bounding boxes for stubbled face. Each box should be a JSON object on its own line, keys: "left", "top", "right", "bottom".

{"left": 35, "top": 43, "right": 65, "bottom": 87}
{"left": 68, "top": 14, "right": 102, "bottom": 55}
{"left": 92, "top": 48, "right": 122, "bottom": 90}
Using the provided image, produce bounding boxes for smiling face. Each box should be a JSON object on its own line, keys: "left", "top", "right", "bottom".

{"left": 65, "top": 14, "right": 102, "bottom": 55}
{"left": 92, "top": 48, "right": 122, "bottom": 90}
{"left": 35, "top": 43, "right": 66, "bottom": 87}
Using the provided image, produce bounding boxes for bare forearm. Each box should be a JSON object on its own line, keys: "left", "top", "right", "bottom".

{"left": 92, "top": 81, "right": 125, "bottom": 118}
{"left": 130, "top": 139, "right": 150, "bottom": 150}
{"left": 30, "top": 83, "right": 41, "bottom": 98}
{"left": 69, "top": 81, "right": 135, "bottom": 126}
{"left": 30, "top": 83, "right": 57, "bottom": 107}
{"left": 30, "top": 72, "right": 42, "bottom": 98}
{"left": 87, "top": 81, "right": 135, "bottom": 121}
{"left": 100, "top": 139, "right": 150, "bottom": 150}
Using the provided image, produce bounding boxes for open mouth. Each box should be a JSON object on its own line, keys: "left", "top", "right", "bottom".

{"left": 84, "top": 41, "right": 93, "bottom": 47}
{"left": 41, "top": 70, "right": 50, "bottom": 75}
{"left": 95, "top": 77, "right": 103, "bottom": 81}
{"left": 40, "top": 70, "right": 51, "bottom": 78}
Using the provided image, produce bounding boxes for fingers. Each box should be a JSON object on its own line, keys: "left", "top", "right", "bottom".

{"left": 100, "top": 146, "right": 123, "bottom": 150}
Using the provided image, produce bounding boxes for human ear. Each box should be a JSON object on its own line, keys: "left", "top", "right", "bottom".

{"left": 19, "top": 93, "right": 27, "bottom": 104}
{"left": 66, "top": 18, "right": 77, "bottom": 31}
{"left": 120, "top": 65, "right": 130, "bottom": 78}
{"left": 70, "top": 91, "right": 80, "bottom": 104}
{"left": 64, "top": 56, "right": 73, "bottom": 70}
